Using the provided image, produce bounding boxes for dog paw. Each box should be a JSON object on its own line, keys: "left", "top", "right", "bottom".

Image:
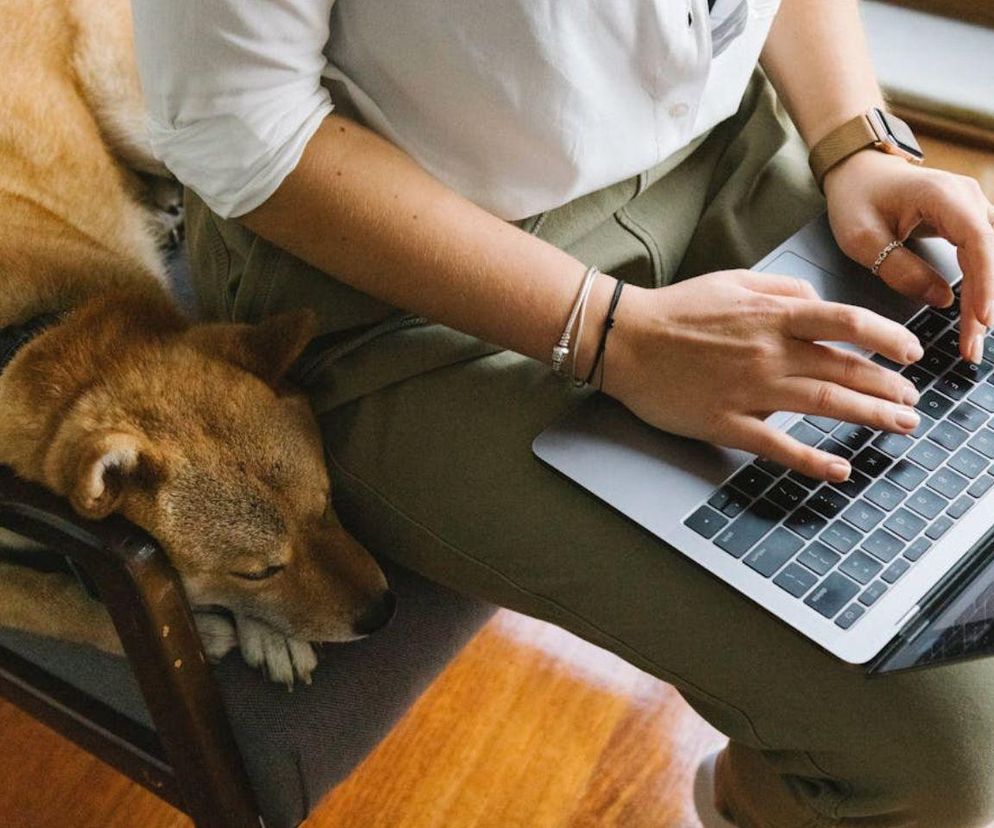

{"left": 194, "top": 613, "right": 239, "bottom": 661}
{"left": 145, "top": 176, "right": 184, "bottom": 250}
{"left": 234, "top": 616, "right": 318, "bottom": 688}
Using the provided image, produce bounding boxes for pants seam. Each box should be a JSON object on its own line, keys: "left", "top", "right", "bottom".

{"left": 324, "top": 446, "right": 770, "bottom": 750}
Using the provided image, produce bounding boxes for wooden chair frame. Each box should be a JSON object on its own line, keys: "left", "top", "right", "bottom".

{"left": 0, "top": 466, "right": 262, "bottom": 828}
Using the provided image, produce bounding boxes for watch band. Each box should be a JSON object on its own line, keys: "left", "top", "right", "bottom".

{"left": 809, "top": 113, "right": 878, "bottom": 190}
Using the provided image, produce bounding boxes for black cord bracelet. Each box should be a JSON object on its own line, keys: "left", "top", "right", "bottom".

{"left": 583, "top": 278, "right": 626, "bottom": 388}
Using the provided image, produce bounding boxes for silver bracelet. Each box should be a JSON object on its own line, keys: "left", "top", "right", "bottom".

{"left": 551, "top": 265, "right": 599, "bottom": 375}
{"left": 570, "top": 269, "right": 599, "bottom": 386}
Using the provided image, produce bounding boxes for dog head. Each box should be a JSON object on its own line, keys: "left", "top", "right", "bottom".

{"left": 48, "top": 311, "right": 393, "bottom": 642}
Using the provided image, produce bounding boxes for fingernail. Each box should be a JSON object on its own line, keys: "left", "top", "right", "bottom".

{"left": 905, "top": 341, "right": 924, "bottom": 363}
{"left": 925, "top": 285, "right": 953, "bottom": 307}
{"left": 896, "top": 407, "right": 920, "bottom": 430}
{"left": 973, "top": 334, "right": 986, "bottom": 365}
{"left": 828, "top": 462, "right": 851, "bottom": 482}
{"left": 902, "top": 385, "right": 920, "bottom": 406}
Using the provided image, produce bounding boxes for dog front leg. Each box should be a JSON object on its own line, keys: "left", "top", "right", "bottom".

{"left": 234, "top": 616, "right": 318, "bottom": 689}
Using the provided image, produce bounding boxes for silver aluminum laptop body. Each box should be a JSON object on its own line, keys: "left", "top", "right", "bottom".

{"left": 533, "top": 213, "right": 994, "bottom": 672}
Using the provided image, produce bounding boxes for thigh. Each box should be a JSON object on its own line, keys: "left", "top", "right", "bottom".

{"left": 322, "top": 355, "right": 994, "bottom": 826}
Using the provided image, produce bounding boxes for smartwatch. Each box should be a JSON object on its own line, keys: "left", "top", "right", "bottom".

{"left": 809, "top": 107, "right": 924, "bottom": 190}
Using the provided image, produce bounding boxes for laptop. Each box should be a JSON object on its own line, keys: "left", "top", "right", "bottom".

{"left": 533, "top": 213, "right": 994, "bottom": 675}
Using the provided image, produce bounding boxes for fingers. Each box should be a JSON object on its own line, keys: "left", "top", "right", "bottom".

{"left": 876, "top": 245, "right": 954, "bottom": 309}
{"left": 775, "top": 377, "right": 920, "bottom": 436}
{"left": 725, "top": 416, "right": 852, "bottom": 482}
{"left": 784, "top": 299, "right": 924, "bottom": 365}
{"left": 785, "top": 341, "right": 919, "bottom": 406}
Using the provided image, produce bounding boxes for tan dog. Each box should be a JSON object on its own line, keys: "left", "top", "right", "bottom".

{"left": 0, "top": 0, "right": 393, "bottom": 685}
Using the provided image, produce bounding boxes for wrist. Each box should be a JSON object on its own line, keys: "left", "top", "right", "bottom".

{"left": 592, "top": 282, "right": 650, "bottom": 398}
{"left": 822, "top": 147, "right": 909, "bottom": 198}
{"left": 571, "top": 272, "right": 617, "bottom": 381}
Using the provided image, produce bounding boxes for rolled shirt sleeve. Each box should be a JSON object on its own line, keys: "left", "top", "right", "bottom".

{"left": 131, "top": 0, "right": 335, "bottom": 218}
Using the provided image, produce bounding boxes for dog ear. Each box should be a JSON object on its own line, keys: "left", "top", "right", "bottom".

{"left": 188, "top": 310, "right": 317, "bottom": 387}
{"left": 69, "top": 432, "right": 159, "bottom": 521}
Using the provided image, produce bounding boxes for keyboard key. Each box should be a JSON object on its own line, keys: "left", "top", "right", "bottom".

{"left": 953, "top": 359, "right": 994, "bottom": 383}
{"left": 919, "top": 347, "right": 956, "bottom": 376}
{"left": 936, "top": 372, "right": 973, "bottom": 401}
{"left": 784, "top": 507, "right": 828, "bottom": 540}
{"left": 927, "top": 468, "right": 969, "bottom": 499}
{"left": 968, "top": 475, "right": 994, "bottom": 498}
{"left": 820, "top": 521, "right": 862, "bottom": 554}
{"left": 807, "top": 487, "right": 849, "bottom": 519}
{"left": 714, "top": 500, "right": 786, "bottom": 558}
{"left": 720, "top": 489, "right": 750, "bottom": 517}
{"left": 968, "top": 429, "right": 994, "bottom": 459}
{"left": 948, "top": 447, "right": 988, "bottom": 479}
{"left": 871, "top": 353, "right": 902, "bottom": 370}
{"left": 835, "top": 603, "right": 866, "bottom": 630}
{"left": 934, "top": 328, "right": 961, "bottom": 356}
{"left": 729, "top": 466, "right": 774, "bottom": 498}
{"left": 833, "top": 424, "right": 875, "bottom": 451}
{"left": 886, "top": 459, "right": 928, "bottom": 491}
{"left": 788, "top": 421, "right": 825, "bottom": 448}
{"left": 818, "top": 438, "right": 853, "bottom": 460}
{"left": 884, "top": 507, "right": 927, "bottom": 541}
{"left": 841, "top": 500, "right": 885, "bottom": 532}
{"left": 904, "top": 537, "right": 932, "bottom": 561}
{"left": 908, "top": 310, "right": 949, "bottom": 343}
{"left": 798, "top": 541, "right": 841, "bottom": 575}
{"left": 949, "top": 402, "right": 988, "bottom": 432}
{"left": 788, "top": 470, "right": 821, "bottom": 490}
{"left": 935, "top": 295, "right": 960, "bottom": 321}
{"left": 926, "top": 515, "right": 955, "bottom": 540}
{"left": 873, "top": 431, "right": 914, "bottom": 458}
{"left": 865, "top": 480, "right": 906, "bottom": 512}
{"left": 755, "top": 457, "right": 788, "bottom": 476}
{"left": 908, "top": 441, "right": 949, "bottom": 471}
{"left": 881, "top": 558, "right": 911, "bottom": 584}
{"left": 927, "top": 421, "right": 969, "bottom": 451}
{"left": 804, "top": 415, "right": 839, "bottom": 433}
{"left": 916, "top": 389, "right": 955, "bottom": 418}
{"left": 862, "top": 528, "right": 904, "bottom": 563}
{"left": 830, "top": 470, "right": 872, "bottom": 499}
{"left": 765, "top": 478, "right": 808, "bottom": 512}
{"left": 840, "top": 550, "right": 883, "bottom": 585}
{"left": 685, "top": 506, "right": 730, "bottom": 539}
{"left": 743, "top": 528, "right": 803, "bottom": 577}
{"left": 902, "top": 364, "right": 935, "bottom": 392}
{"left": 859, "top": 580, "right": 889, "bottom": 606}
{"left": 968, "top": 383, "right": 994, "bottom": 412}
{"left": 911, "top": 413, "right": 935, "bottom": 439}
{"left": 947, "top": 495, "right": 974, "bottom": 519}
{"left": 906, "top": 487, "right": 948, "bottom": 520}
{"left": 805, "top": 573, "right": 860, "bottom": 619}
{"left": 773, "top": 563, "right": 819, "bottom": 597}
{"left": 851, "top": 447, "right": 892, "bottom": 478}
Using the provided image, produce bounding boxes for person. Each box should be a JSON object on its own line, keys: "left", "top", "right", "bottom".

{"left": 132, "top": 1, "right": 994, "bottom": 825}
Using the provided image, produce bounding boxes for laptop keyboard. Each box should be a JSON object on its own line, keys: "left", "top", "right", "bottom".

{"left": 683, "top": 281, "right": 994, "bottom": 631}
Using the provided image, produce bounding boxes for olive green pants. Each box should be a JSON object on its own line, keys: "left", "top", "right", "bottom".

{"left": 185, "top": 76, "right": 994, "bottom": 827}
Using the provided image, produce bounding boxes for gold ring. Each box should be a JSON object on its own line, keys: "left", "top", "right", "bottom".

{"left": 871, "top": 239, "right": 904, "bottom": 277}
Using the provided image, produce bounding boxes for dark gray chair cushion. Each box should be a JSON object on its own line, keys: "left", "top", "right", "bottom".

{"left": 0, "top": 248, "right": 495, "bottom": 827}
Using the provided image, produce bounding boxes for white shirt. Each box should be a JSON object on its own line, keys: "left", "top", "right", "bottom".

{"left": 132, "top": 0, "right": 781, "bottom": 221}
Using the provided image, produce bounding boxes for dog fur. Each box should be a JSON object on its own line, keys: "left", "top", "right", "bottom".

{"left": 0, "top": 0, "right": 392, "bottom": 686}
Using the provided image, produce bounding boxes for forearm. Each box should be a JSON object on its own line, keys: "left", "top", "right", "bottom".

{"left": 760, "top": 0, "right": 885, "bottom": 147}
{"left": 240, "top": 114, "right": 614, "bottom": 377}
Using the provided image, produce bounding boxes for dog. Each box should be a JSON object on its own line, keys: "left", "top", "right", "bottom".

{"left": 0, "top": 0, "right": 394, "bottom": 686}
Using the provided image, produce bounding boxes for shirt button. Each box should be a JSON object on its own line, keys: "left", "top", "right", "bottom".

{"left": 669, "top": 103, "right": 690, "bottom": 118}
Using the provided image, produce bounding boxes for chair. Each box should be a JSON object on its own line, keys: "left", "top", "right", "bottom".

{"left": 0, "top": 250, "right": 494, "bottom": 828}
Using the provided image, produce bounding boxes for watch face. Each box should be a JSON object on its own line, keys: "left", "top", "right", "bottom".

{"left": 874, "top": 108, "right": 924, "bottom": 160}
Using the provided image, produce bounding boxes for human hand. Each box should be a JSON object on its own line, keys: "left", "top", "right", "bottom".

{"left": 603, "top": 270, "right": 924, "bottom": 482}
{"left": 824, "top": 150, "right": 994, "bottom": 363}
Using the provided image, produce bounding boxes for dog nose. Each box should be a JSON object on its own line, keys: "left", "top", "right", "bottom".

{"left": 353, "top": 590, "right": 397, "bottom": 635}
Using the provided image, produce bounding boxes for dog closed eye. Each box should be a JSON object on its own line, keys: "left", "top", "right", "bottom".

{"left": 231, "top": 565, "right": 286, "bottom": 582}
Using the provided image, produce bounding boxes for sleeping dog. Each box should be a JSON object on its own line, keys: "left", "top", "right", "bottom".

{"left": 0, "top": 0, "right": 394, "bottom": 685}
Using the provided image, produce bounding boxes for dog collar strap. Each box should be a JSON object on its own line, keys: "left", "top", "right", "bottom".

{"left": 0, "top": 313, "right": 61, "bottom": 374}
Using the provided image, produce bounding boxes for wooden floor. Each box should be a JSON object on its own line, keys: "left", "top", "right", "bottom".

{"left": 0, "top": 135, "right": 992, "bottom": 828}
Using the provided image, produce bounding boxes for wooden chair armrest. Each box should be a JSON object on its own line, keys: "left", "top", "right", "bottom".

{"left": 0, "top": 466, "right": 261, "bottom": 828}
